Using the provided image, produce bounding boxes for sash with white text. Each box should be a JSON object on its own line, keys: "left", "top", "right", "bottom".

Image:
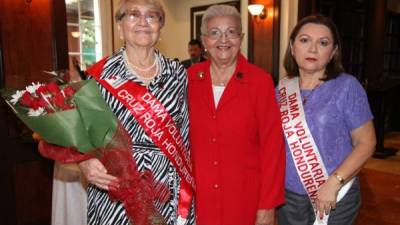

{"left": 278, "top": 77, "right": 355, "bottom": 225}
{"left": 87, "top": 59, "right": 193, "bottom": 223}
{"left": 278, "top": 77, "right": 329, "bottom": 203}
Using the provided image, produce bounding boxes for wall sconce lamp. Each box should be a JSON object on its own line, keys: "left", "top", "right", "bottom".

{"left": 71, "top": 31, "right": 80, "bottom": 38}
{"left": 248, "top": 4, "right": 267, "bottom": 19}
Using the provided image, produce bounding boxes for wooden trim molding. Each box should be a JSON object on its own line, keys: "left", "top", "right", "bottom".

{"left": 0, "top": 23, "right": 4, "bottom": 88}
{"left": 51, "top": 0, "right": 69, "bottom": 70}
{"left": 248, "top": 10, "right": 254, "bottom": 63}
{"left": 111, "top": 0, "right": 115, "bottom": 52}
{"left": 272, "top": 0, "right": 281, "bottom": 83}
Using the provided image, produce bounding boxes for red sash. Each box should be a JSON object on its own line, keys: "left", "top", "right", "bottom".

{"left": 87, "top": 58, "right": 193, "bottom": 222}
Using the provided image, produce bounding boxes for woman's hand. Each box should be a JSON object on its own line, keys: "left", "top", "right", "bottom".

{"left": 315, "top": 121, "right": 376, "bottom": 219}
{"left": 315, "top": 176, "right": 341, "bottom": 219}
{"left": 78, "top": 158, "right": 119, "bottom": 190}
{"left": 255, "top": 209, "right": 275, "bottom": 225}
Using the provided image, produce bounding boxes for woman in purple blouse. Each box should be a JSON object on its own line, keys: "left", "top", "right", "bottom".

{"left": 277, "top": 15, "right": 376, "bottom": 225}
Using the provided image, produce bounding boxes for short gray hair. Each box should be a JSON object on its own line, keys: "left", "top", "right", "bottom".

{"left": 115, "top": 0, "right": 165, "bottom": 26}
{"left": 200, "top": 4, "right": 242, "bottom": 35}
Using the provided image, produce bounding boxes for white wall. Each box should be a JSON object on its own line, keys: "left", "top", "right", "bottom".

{"left": 111, "top": 0, "right": 246, "bottom": 60}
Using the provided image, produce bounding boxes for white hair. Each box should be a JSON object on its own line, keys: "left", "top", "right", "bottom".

{"left": 200, "top": 4, "right": 242, "bottom": 35}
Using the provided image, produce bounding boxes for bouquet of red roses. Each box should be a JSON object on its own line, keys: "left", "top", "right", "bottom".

{"left": 4, "top": 80, "right": 117, "bottom": 152}
{"left": 2, "top": 79, "right": 167, "bottom": 225}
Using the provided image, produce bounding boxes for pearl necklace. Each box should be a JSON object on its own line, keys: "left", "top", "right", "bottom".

{"left": 123, "top": 51, "right": 160, "bottom": 86}
{"left": 123, "top": 51, "right": 157, "bottom": 72}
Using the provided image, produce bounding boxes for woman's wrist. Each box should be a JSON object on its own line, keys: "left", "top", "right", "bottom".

{"left": 332, "top": 172, "right": 345, "bottom": 186}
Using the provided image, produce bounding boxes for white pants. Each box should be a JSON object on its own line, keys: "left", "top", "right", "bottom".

{"left": 51, "top": 162, "right": 87, "bottom": 225}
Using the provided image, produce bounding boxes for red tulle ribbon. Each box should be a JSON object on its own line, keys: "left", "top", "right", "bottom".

{"left": 38, "top": 125, "right": 168, "bottom": 225}
{"left": 101, "top": 148, "right": 169, "bottom": 225}
{"left": 38, "top": 141, "right": 93, "bottom": 163}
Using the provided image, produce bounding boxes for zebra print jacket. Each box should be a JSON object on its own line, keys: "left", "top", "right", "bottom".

{"left": 86, "top": 48, "right": 194, "bottom": 225}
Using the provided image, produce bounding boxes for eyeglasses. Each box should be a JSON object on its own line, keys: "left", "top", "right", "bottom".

{"left": 204, "top": 28, "right": 242, "bottom": 40}
{"left": 121, "top": 10, "right": 162, "bottom": 24}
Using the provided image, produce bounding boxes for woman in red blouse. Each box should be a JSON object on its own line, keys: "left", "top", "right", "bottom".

{"left": 187, "top": 5, "right": 285, "bottom": 225}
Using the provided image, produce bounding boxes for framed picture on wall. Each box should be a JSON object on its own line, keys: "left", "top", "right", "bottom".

{"left": 190, "top": 1, "right": 240, "bottom": 41}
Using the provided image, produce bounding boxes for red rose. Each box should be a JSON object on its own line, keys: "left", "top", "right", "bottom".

{"left": 53, "top": 92, "right": 66, "bottom": 108}
{"left": 61, "top": 104, "right": 75, "bottom": 110}
{"left": 47, "top": 82, "right": 61, "bottom": 94}
{"left": 37, "top": 97, "right": 49, "bottom": 108}
{"left": 31, "top": 99, "right": 42, "bottom": 110}
{"left": 46, "top": 108, "right": 55, "bottom": 114}
{"left": 19, "top": 92, "right": 34, "bottom": 108}
{"left": 36, "top": 85, "right": 48, "bottom": 95}
{"left": 63, "top": 86, "right": 76, "bottom": 98}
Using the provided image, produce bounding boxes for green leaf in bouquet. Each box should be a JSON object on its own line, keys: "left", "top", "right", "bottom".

{"left": 1, "top": 86, "right": 94, "bottom": 151}
{"left": 73, "top": 80, "right": 118, "bottom": 151}
{"left": 1, "top": 80, "right": 119, "bottom": 153}
{"left": 13, "top": 107, "right": 95, "bottom": 152}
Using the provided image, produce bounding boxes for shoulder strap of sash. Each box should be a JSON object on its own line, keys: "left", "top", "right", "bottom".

{"left": 86, "top": 57, "right": 108, "bottom": 79}
{"left": 278, "top": 77, "right": 329, "bottom": 203}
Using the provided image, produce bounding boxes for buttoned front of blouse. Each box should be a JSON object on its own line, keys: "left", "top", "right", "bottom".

{"left": 188, "top": 55, "right": 285, "bottom": 225}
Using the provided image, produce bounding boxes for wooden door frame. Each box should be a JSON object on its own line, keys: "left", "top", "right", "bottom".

{"left": 0, "top": 11, "right": 4, "bottom": 88}
{"left": 247, "top": 0, "right": 281, "bottom": 83}
{"left": 51, "top": 0, "right": 69, "bottom": 71}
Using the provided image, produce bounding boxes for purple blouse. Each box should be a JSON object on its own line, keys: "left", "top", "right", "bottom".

{"left": 279, "top": 74, "right": 373, "bottom": 194}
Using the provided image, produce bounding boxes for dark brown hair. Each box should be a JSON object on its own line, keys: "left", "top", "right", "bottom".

{"left": 283, "top": 15, "right": 344, "bottom": 80}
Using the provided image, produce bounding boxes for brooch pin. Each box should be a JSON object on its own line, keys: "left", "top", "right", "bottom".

{"left": 197, "top": 72, "right": 204, "bottom": 79}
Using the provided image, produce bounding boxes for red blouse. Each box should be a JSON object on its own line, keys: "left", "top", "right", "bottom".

{"left": 188, "top": 54, "right": 285, "bottom": 225}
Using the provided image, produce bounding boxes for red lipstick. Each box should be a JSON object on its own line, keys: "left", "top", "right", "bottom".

{"left": 305, "top": 57, "right": 317, "bottom": 61}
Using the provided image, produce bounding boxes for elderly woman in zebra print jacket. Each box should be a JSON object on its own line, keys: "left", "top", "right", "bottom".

{"left": 78, "top": 0, "right": 194, "bottom": 224}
